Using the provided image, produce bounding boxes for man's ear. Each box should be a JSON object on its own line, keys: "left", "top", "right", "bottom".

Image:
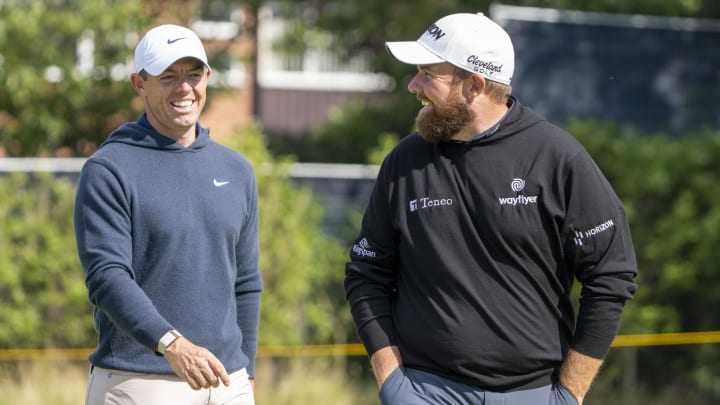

{"left": 464, "top": 73, "right": 486, "bottom": 102}
{"left": 470, "top": 74, "right": 486, "bottom": 96}
{"left": 130, "top": 73, "right": 146, "bottom": 96}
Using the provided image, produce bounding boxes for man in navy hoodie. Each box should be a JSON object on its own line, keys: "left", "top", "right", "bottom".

{"left": 74, "top": 24, "right": 261, "bottom": 404}
{"left": 345, "top": 12, "right": 637, "bottom": 405}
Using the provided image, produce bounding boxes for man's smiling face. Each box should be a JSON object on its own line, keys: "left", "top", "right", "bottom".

{"left": 133, "top": 57, "right": 210, "bottom": 141}
{"left": 408, "top": 63, "right": 475, "bottom": 142}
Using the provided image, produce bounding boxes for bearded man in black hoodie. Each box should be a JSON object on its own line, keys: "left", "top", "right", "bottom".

{"left": 345, "top": 12, "right": 638, "bottom": 405}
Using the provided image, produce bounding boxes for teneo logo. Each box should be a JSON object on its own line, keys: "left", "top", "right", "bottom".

{"left": 351, "top": 237, "right": 376, "bottom": 258}
{"left": 466, "top": 56, "right": 503, "bottom": 76}
{"left": 498, "top": 178, "right": 538, "bottom": 206}
{"left": 426, "top": 23, "right": 446, "bottom": 41}
{"left": 410, "top": 196, "right": 454, "bottom": 212}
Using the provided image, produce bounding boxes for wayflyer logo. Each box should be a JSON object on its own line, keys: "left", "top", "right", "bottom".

{"left": 511, "top": 178, "right": 525, "bottom": 192}
{"left": 498, "top": 178, "right": 538, "bottom": 206}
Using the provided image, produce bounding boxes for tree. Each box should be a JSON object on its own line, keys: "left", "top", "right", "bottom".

{"left": 0, "top": 0, "right": 151, "bottom": 156}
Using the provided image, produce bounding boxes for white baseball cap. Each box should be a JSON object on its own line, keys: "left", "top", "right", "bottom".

{"left": 134, "top": 24, "right": 211, "bottom": 76}
{"left": 386, "top": 12, "right": 514, "bottom": 85}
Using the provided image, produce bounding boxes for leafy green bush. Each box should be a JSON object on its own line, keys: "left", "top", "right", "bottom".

{"left": 567, "top": 120, "right": 720, "bottom": 398}
{"left": 0, "top": 172, "right": 93, "bottom": 348}
{"left": 219, "top": 125, "right": 354, "bottom": 345}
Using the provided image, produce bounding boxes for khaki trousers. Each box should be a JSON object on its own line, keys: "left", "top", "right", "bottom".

{"left": 85, "top": 366, "right": 254, "bottom": 405}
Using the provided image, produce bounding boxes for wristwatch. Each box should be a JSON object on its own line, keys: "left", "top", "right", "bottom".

{"left": 157, "top": 329, "right": 183, "bottom": 355}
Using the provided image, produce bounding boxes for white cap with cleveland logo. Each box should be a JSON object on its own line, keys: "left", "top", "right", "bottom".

{"left": 385, "top": 12, "right": 514, "bottom": 85}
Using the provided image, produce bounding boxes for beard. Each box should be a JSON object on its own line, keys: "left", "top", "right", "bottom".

{"left": 416, "top": 91, "right": 474, "bottom": 143}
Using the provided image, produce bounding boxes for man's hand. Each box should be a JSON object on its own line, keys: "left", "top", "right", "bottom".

{"left": 559, "top": 348, "right": 603, "bottom": 405}
{"left": 164, "top": 336, "right": 231, "bottom": 390}
{"left": 370, "top": 345, "right": 403, "bottom": 388}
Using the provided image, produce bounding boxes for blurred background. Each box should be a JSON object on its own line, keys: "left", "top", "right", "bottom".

{"left": 1, "top": 0, "right": 719, "bottom": 403}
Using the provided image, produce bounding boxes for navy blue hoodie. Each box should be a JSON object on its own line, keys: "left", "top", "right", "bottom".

{"left": 74, "top": 115, "right": 262, "bottom": 376}
{"left": 345, "top": 98, "right": 637, "bottom": 392}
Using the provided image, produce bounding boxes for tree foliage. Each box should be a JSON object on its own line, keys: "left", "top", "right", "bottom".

{"left": 218, "top": 126, "right": 353, "bottom": 345}
{"left": 0, "top": 0, "right": 151, "bottom": 156}
{"left": 0, "top": 172, "right": 92, "bottom": 348}
{"left": 567, "top": 121, "right": 720, "bottom": 399}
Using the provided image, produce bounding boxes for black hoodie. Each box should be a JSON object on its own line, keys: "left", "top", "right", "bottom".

{"left": 345, "top": 97, "right": 638, "bottom": 392}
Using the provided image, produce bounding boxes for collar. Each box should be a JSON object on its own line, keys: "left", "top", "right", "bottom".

{"left": 471, "top": 97, "right": 516, "bottom": 141}
{"left": 137, "top": 113, "right": 201, "bottom": 137}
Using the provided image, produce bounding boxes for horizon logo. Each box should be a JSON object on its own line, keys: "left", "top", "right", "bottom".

{"left": 426, "top": 24, "right": 446, "bottom": 41}
{"left": 573, "top": 219, "right": 615, "bottom": 246}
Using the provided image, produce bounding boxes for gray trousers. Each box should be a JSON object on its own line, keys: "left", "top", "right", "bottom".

{"left": 379, "top": 367, "right": 579, "bottom": 405}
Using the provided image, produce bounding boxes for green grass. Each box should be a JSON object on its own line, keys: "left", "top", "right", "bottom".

{"left": 0, "top": 361, "right": 87, "bottom": 404}
{"left": 0, "top": 359, "right": 378, "bottom": 405}
{"left": 0, "top": 359, "right": 714, "bottom": 405}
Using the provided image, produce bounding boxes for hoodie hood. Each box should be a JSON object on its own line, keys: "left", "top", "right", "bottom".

{"left": 467, "top": 96, "right": 545, "bottom": 145}
{"left": 100, "top": 113, "right": 211, "bottom": 152}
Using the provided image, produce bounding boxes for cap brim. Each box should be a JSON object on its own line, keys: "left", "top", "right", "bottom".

{"left": 143, "top": 56, "right": 210, "bottom": 76}
{"left": 385, "top": 41, "right": 445, "bottom": 65}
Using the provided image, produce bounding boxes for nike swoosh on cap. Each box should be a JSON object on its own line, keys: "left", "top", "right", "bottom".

{"left": 167, "top": 37, "right": 186, "bottom": 44}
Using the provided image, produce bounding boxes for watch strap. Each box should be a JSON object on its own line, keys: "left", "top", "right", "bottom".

{"left": 157, "top": 329, "right": 183, "bottom": 355}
